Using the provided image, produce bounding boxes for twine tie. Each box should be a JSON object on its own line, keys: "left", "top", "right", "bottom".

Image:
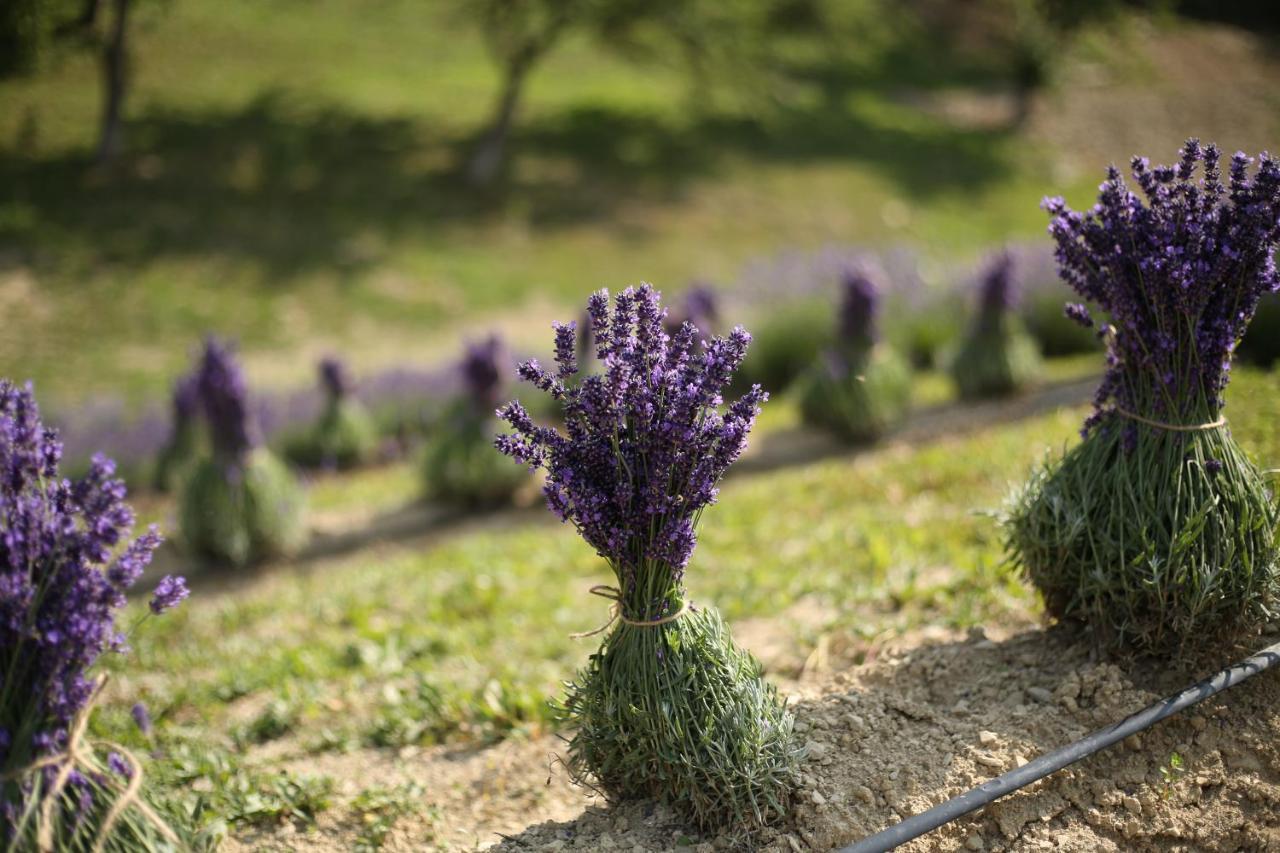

{"left": 570, "top": 584, "right": 689, "bottom": 639}
{"left": 1113, "top": 407, "right": 1226, "bottom": 432}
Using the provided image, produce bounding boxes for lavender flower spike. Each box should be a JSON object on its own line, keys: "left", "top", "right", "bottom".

{"left": 149, "top": 575, "right": 190, "bottom": 615}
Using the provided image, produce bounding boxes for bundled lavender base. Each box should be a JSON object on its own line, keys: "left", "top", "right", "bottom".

{"left": 180, "top": 450, "right": 306, "bottom": 566}
{"left": 1005, "top": 418, "right": 1279, "bottom": 653}
{"left": 562, "top": 604, "right": 799, "bottom": 831}
{"left": 798, "top": 346, "right": 910, "bottom": 443}
{"left": 285, "top": 399, "right": 378, "bottom": 470}
{"left": 947, "top": 323, "right": 1042, "bottom": 400}
{"left": 423, "top": 407, "right": 527, "bottom": 507}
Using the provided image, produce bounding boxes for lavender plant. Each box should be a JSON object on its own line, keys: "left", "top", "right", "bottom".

{"left": 947, "top": 250, "right": 1043, "bottom": 400}
{"left": 496, "top": 286, "right": 799, "bottom": 831}
{"left": 797, "top": 266, "right": 911, "bottom": 443}
{"left": 423, "top": 337, "right": 527, "bottom": 507}
{"left": 1004, "top": 141, "right": 1280, "bottom": 653}
{"left": 285, "top": 357, "right": 378, "bottom": 470}
{"left": 152, "top": 374, "right": 202, "bottom": 493}
{"left": 179, "top": 338, "right": 305, "bottom": 566}
{"left": 0, "top": 380, "right": 190, "bottom": 850}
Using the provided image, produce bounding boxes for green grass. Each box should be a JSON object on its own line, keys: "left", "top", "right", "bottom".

{"left": 0, "top": 0, "right": 1157, "bottom": 409}
{"left": 95, "top": 363, "right": 1279, "bottom": 843}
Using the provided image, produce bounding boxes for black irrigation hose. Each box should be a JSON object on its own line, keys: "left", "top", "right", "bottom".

{"left": 840, "top": 640, "right": 1280, "bottom": 853}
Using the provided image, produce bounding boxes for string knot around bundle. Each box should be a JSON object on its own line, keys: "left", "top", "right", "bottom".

{"left": 570, "top": 584, "right": 690, "bottom": 639}
{"left": 0, "top": 677, "right": 180, "bottom": 853}
{"left": 1113, "top": 407, "right": 1227, "bottom": 432}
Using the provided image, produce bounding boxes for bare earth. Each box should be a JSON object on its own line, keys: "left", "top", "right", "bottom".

{"left": 233, "top": 618, "right": 1280, "bottom": 851}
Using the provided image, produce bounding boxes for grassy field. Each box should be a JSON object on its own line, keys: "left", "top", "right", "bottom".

{"left": 91, "top": 363, "right": 1280, "bottom": 847}
{"left": 4, "top": 2, "right": 1278, "bottom": 409}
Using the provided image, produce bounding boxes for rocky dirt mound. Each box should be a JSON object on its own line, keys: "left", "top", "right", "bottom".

{"left": 497, "top": 625, "right": 1280, "bottom": 852}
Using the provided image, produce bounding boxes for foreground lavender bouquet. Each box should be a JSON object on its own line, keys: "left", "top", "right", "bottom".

{"left": 179, "top": 338, "right": 304, "bottom": 565}
{"left": 948, "top": 250, "right": 1043, "bottom": 400}
{"left": 1004, "top": 140, "right": 1280, "bottom": 653}
{"left": 285, "top": 356, "right": 377, "bottom": 470}
{"left": 424, "top": 336, "right": 527, "bottom": 506}
{"left": 797, "top": 266, "right": 911, "bottom": 443}
{"left": 152, "top": 374, "right": 201, "bottom": 492}
{"left": 496, "top": 285, "right": 799, "bottom": 830}
{"left": 1, "top": 380, "right": 189, "bottom": 849}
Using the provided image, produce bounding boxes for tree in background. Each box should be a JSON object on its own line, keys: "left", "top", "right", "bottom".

{"left": 0, "top": 0, "right": 137, "bottom": 164}
{"left": 463, "top": 0, "right": 786, "bottom": 187}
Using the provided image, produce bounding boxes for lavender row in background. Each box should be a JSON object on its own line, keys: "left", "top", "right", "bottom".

{"left": 52, "top": 364, "right": 460, "bottom": 482}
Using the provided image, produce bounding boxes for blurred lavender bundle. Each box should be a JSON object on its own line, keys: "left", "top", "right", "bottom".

{"left": 1004, "top": 140, "right": 1280, "bottom": 653}
{"left": 422, "top": 335, "right": 527, "bottom": 506}
{"left": 285, "top": 356, "right": 377, "bottom": 470}
{"left": 152, "top": 373, "right": 202, "bottom": 492}
{"left": 663, "top": 282, "right": 719, "bottom": 338}
{"left": 1008, "top": 241, "right": 1098, "bottom": 356}
{"left": 0, "top": 380, "right": 188, "bottom": 849}
{"left": 947, "top": 249, "right": 1043, "bottom": 399}
{"left": 496, "top": 285, "right": 798, "bottom": 831}
{"left": 797, "top": 266, "right": 910, "bottom": 443}
{"left": 179, "top": 337, "right": 304, "bottom": 566}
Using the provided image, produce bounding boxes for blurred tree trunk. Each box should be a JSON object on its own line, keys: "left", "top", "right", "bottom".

{"left": 466, "top": 55, "right": 531, "bottom": 187}
{"left": 94, "top": 0, "right": 129, "bottom": 165}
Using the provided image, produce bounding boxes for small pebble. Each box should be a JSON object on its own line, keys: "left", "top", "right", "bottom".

{"left": 1026, "top": 686, "right": 1053, "bottom": 703}
{"left": 965, "top": 834, "right": 985, "bottom": 851}
{"left": 975, "top": 752, "right": 1004, "bottom": 769}
{"left": 978, "top": 730, "right": 998, "bottom": 746}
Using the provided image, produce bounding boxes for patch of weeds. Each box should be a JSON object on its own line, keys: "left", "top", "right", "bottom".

{"left": 235, "top": 698, "right": 301, "bottom": 746}
{"left": 351, "top": 782, "right": 431, "bottom": 851}
{"left": 464, "top": 677, "right": 552, "bottom": 744}
{"left": 365, "top": 675, "right": 450, "bottom": 748}
{"left": 224, "top": 771, "right": 335, "bottom": 830}
{"left": 1159, "top": 751, "right": 1185, "bottom": 799}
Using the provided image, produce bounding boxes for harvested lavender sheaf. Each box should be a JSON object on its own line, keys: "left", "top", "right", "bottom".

{"left": 496, "top": 285, "right": 798, "bottom": 832}
{"left": 0, "top": 380, "right": 186, "bottom": 847}
{"left": 948, "top": 249, "right": 1043, "bottom": 400}
{"left": 424, "top": 336, "right": 526, "bottom": 506}
{"left": 285, "top": 356, "right": 377, "bottom": 470}
{"left": 797, "top": 266, "right": 911, "bottom": 443}
{"left": 153, "top": 373, "right": 202, "bottom": 492}
{"left": 179, "top": 338, "right": 304, "bottom": 565}
{"left": 1004, "top": 140, "right": 1280, "bottom": 653}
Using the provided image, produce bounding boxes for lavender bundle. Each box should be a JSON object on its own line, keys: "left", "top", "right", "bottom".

{"left": 152, "top": 374, "right": 201, "bottom": 493}
{"left": 0, "top": 380, "right": 189, "bottom": 850}
{"left": 285, "top": 356, "right": 377, "bottom": 470}
{"left": 179, "top": 338, "right": 304, "bottom": 566}
{"left": 948, "top": 250, "right": 1043, "bottom": 400}
{"left": 797, "top": 266, "right": 911, "bottom": 443}
{"left": 1004, "top": 141, "right": 1280, "bottom": 653}
{"left": 423, "top": 336, "right": 527, "bottom": 507}
{"left": 496, "top": 286, "right": 798, "bottom": 831}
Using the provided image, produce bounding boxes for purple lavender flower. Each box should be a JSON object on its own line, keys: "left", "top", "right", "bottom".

{"left": 663, "top": 283, "right": 720, "bottom": 337}
{"left": 148, "top": 575, "right": 189, "bottom": 615}
{"left": 1044, "top": 140, "right": 1280, "bottom": 431}
{"left": 976, "top": 250, "right": 1019, "bottom": 323}
{"left": 1064, "top": 302, "right": 1093, "bottom": 328}
{"left": 459, "top": 336, "right": 506, "bottom": 414}
{"left": 496, "top": 285, "right": 766, "bottom": 615}
{"left": 195, "top": 337, "right": 261, "bottom": 460}
{"left": 0, "top": 381, "right": 166, "bottom": 801}
{"left": 837, "top": 265, "right": 882, "bottom": 350}
{"left": 171, "top": 375, "right": 199, "bottom": 425}
{"left": 318, "top": 357, "right": 354, "bottom": 400}
{"left": 130, "top": 702, "right": 152, "bottom": 735}
{"left": 106, "top": 751, "right": 132, "bottom": 779}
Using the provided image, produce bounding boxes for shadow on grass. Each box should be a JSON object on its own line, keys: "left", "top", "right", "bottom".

{"left": 1, "top": 84, "right": 1014, "bottom": 280}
